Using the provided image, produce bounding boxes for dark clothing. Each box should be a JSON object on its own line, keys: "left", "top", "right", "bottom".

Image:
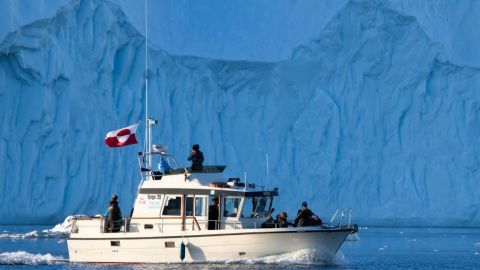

{"left": 295, "top": 208, "right": 314, "bottom": 227}
{"left": 188, "top": 150, "right": 204, "bottom": 171}
{"left": 106, "top": 201, "right": 122, "bottom": 232}
{"left": 276, "top": 214, "right": 289, "bottom": 228}
{"left": 208, "top": 204, "right": 219, "bottom": 230}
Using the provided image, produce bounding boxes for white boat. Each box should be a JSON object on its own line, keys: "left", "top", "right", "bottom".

{"left": 67, "top": 145, "right": 356, "bottom": 263}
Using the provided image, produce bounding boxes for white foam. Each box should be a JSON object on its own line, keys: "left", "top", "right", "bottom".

{"left": 473, "top": 243, "right": 480, "bottom": 247}
{"left": 0, "top": 251, "right": 65, "bottom": 265}
{"left": 379, "top": 245, "right": 388, "bottom": 251}
{"left": 346, "top": 232, "right": 361, "bottom": 241}
{"left": 40, "top": 215, "right": 77, "bottom": 237}
{"left": 229, "top": 249, "right": 347, "bottom": 265}
{"left": 0, "top": 231, "right": 39, "bottom": 239}
{"left": 0, "top": 215, "right": 83, "bottom": 239}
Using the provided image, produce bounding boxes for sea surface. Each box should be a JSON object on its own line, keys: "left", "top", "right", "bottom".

{"left": 0, "top": 223, "right": 479, "bottom": 269}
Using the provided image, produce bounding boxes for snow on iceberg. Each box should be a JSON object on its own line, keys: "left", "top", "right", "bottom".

{"left": 0, "top": 0, "right": 479, "bottom": 227}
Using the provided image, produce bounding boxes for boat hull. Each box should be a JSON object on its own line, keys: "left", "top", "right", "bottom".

{"left": 67, "top": 227, "right": 352, "bottom": 263}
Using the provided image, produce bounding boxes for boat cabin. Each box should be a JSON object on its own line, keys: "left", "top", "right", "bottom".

{"left": 129, "top": 161, "right": 279, "bottom": 233}
{"left": 72, "top": 147, "right": 279, "bottom": 235}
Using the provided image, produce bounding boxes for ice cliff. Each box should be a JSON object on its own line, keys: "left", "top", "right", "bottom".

{"left": 0, "top": 0, "right": 479, "bottom": 226}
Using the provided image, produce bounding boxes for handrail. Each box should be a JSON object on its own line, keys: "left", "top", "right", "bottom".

{"left": 329, "top": 208, "right": 353, "bottom": 228}
{"left": 73, "top": 216, "right": 205, "bottom": 220}
{"left": 192, "top": 216, "right": 201, "bottom": 231}
{"left": 330, "top": 209, "right": 340, "bottom": 224}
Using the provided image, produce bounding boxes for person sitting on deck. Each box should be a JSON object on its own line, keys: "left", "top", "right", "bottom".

{"left": 276, "top": 211, "right": 289, "bottom": 228}
{"left": 104, "top": 194, "right": 123, "bottom": 232}
{"left": 294, "top": 201, "right": 314, "bottom": 227}
{"left": 187, "top": 144, "right": 204, "bottom": 171}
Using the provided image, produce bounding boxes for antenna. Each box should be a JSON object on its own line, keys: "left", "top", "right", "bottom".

{"left": 266, "top": 153, "right": 269, "bottom": 183}
{"left": 244, "top": 171, "right": 247, "bottom": 191}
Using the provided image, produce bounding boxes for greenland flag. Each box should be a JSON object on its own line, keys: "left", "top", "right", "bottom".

{"left": 104, "top": 123, "right": 139, "bottom": 147}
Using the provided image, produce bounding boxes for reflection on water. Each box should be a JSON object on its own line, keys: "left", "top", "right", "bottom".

{"left": 0, "top": 226, "right": 479, "bottom": 269}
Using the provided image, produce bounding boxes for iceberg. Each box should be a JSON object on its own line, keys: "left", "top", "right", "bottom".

{"left": 0, "top": 0, "right": 479, "bottom": 226}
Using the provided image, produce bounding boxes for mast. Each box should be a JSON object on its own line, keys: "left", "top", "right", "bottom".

{"left": 144, "top": 0, "right": 151, "bottom": 167}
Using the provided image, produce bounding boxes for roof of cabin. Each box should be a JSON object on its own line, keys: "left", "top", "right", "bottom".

{"left": 139, "top": 166, "right": 278, "bottom": 197}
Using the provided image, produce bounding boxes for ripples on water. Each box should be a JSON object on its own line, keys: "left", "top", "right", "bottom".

{"left": 0, "top": 220, "right": 479, "bottom": 269}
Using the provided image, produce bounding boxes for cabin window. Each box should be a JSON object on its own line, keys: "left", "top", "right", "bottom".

{"left": 162, "top": 195, "right": 182, "bottom": 216}
{"left": 241, "top": 196, "right": 272, "bottom": 218}
{"left": 223, "top": 197, "right": 241, "bottom": 218}
{"left": 185, "top": 196, "right": 206, "bottom": 216}
{"left": 185, "top": 197, "right": 194, "bottom": 216}
{"left": 195, "top": 197, "right": 205, "bottom": 216}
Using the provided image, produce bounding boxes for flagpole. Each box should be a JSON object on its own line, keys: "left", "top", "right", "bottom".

{"left": 144, "top": 0, "right": 150, "bottom": 167}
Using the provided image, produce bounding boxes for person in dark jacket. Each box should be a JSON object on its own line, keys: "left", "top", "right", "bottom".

{"left": 208, "top": 197, "right": 219, "bottom": 230}
{"left": 276, "top": 211, "right": 289, "bottom": 228}
{"left": 188, "top": 144, "right": 204, "bottom": 171}
{"left": 105, "top": 194, "right": 122, "bottom": 232}
{"left": 294, "top": 201, "right": 314, "bottom": 227}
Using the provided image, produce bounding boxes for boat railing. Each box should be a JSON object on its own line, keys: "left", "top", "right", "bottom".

{"left": 70, "top": 216, "right": 251, "bottom": 234}
{"left": 118, "top": 216, "right": 204, "bottom": 233}
{"left": 329, "top": 208, "right": 353, "bottom": 228}
{"left": 70, "top": 213, "right": 352, "bottom": 234}
{"left": 127, "top": 218, "right": 249, "bottom": 232}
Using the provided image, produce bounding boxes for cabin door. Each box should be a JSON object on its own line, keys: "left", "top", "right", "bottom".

{"left": 221, "top": 196, "right": 242, "bottom": 230}
{"left": 185, "top": 195, "right": 207, "bottom": 231}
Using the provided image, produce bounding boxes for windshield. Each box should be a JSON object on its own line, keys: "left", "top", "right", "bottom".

{"left": 241, "top": 196, "right": 272, "bottom": 218}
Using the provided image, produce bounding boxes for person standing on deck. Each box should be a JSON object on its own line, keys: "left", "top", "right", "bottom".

{"left": 105, "top": 194, "right": 122, "bottom": 232}
{"left": 188, "top": 144, "right": 204, "bottom": 171}
{"left": 208, "top": 197, "right": 219, "bottom": 230}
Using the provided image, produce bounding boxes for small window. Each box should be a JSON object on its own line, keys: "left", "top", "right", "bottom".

{"left": 223, "top": 197, "right": 241, "bottom": 218}
{"left": 185, "top": 196, "right": 206, "bottom": 216}
{"left": 255, "top": 197, "right": 269, "bottom": 216}
{"left": 185, "top": 197, "right": 194, "bottom": 216}
{"left": 195, "top": 197, "right": 205, "bottom": 216}
{"left": 241, "top": 196, "right": 272, "bottom": 218}
{"left": 162, "top": 196, "right": 182, "bottom": 216}
{"left": 242, "top": 197, "right": 252, "bottom": 218}
{"left": 111, "top": 241, "right": 120, "bottom": 247}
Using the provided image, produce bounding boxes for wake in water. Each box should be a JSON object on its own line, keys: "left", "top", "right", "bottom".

{"left": 346, "top": 232, "right": 361, "bottom": 241}
{"left": 227, "top": 249, "right": 348, "bottom": 266}
{"left": 0, "top": 251, "right": 66, "bottom": 265}
{"left": 0, "top": 215, "right": 83, "bottom": 239}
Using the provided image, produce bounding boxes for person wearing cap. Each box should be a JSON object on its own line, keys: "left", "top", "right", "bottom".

{"left": 187, "top": 144, "right": 204, "bottom": 172}
{"left": 104, "top": 194, "right": 123, "bottom": 232}
{"left": 208, "top": 197, "right": 219, "bottom": 230}
{"left": 294, "top": 201, "right": 314, "bottom": 227}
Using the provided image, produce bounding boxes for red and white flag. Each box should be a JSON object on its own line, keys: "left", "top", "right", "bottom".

{"left": 104, "top": 123, "right": 139, "bottom": 147}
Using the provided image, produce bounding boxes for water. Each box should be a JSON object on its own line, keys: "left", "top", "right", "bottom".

{"left": 0, "top": 222, "right": 479, "bottom": 269}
